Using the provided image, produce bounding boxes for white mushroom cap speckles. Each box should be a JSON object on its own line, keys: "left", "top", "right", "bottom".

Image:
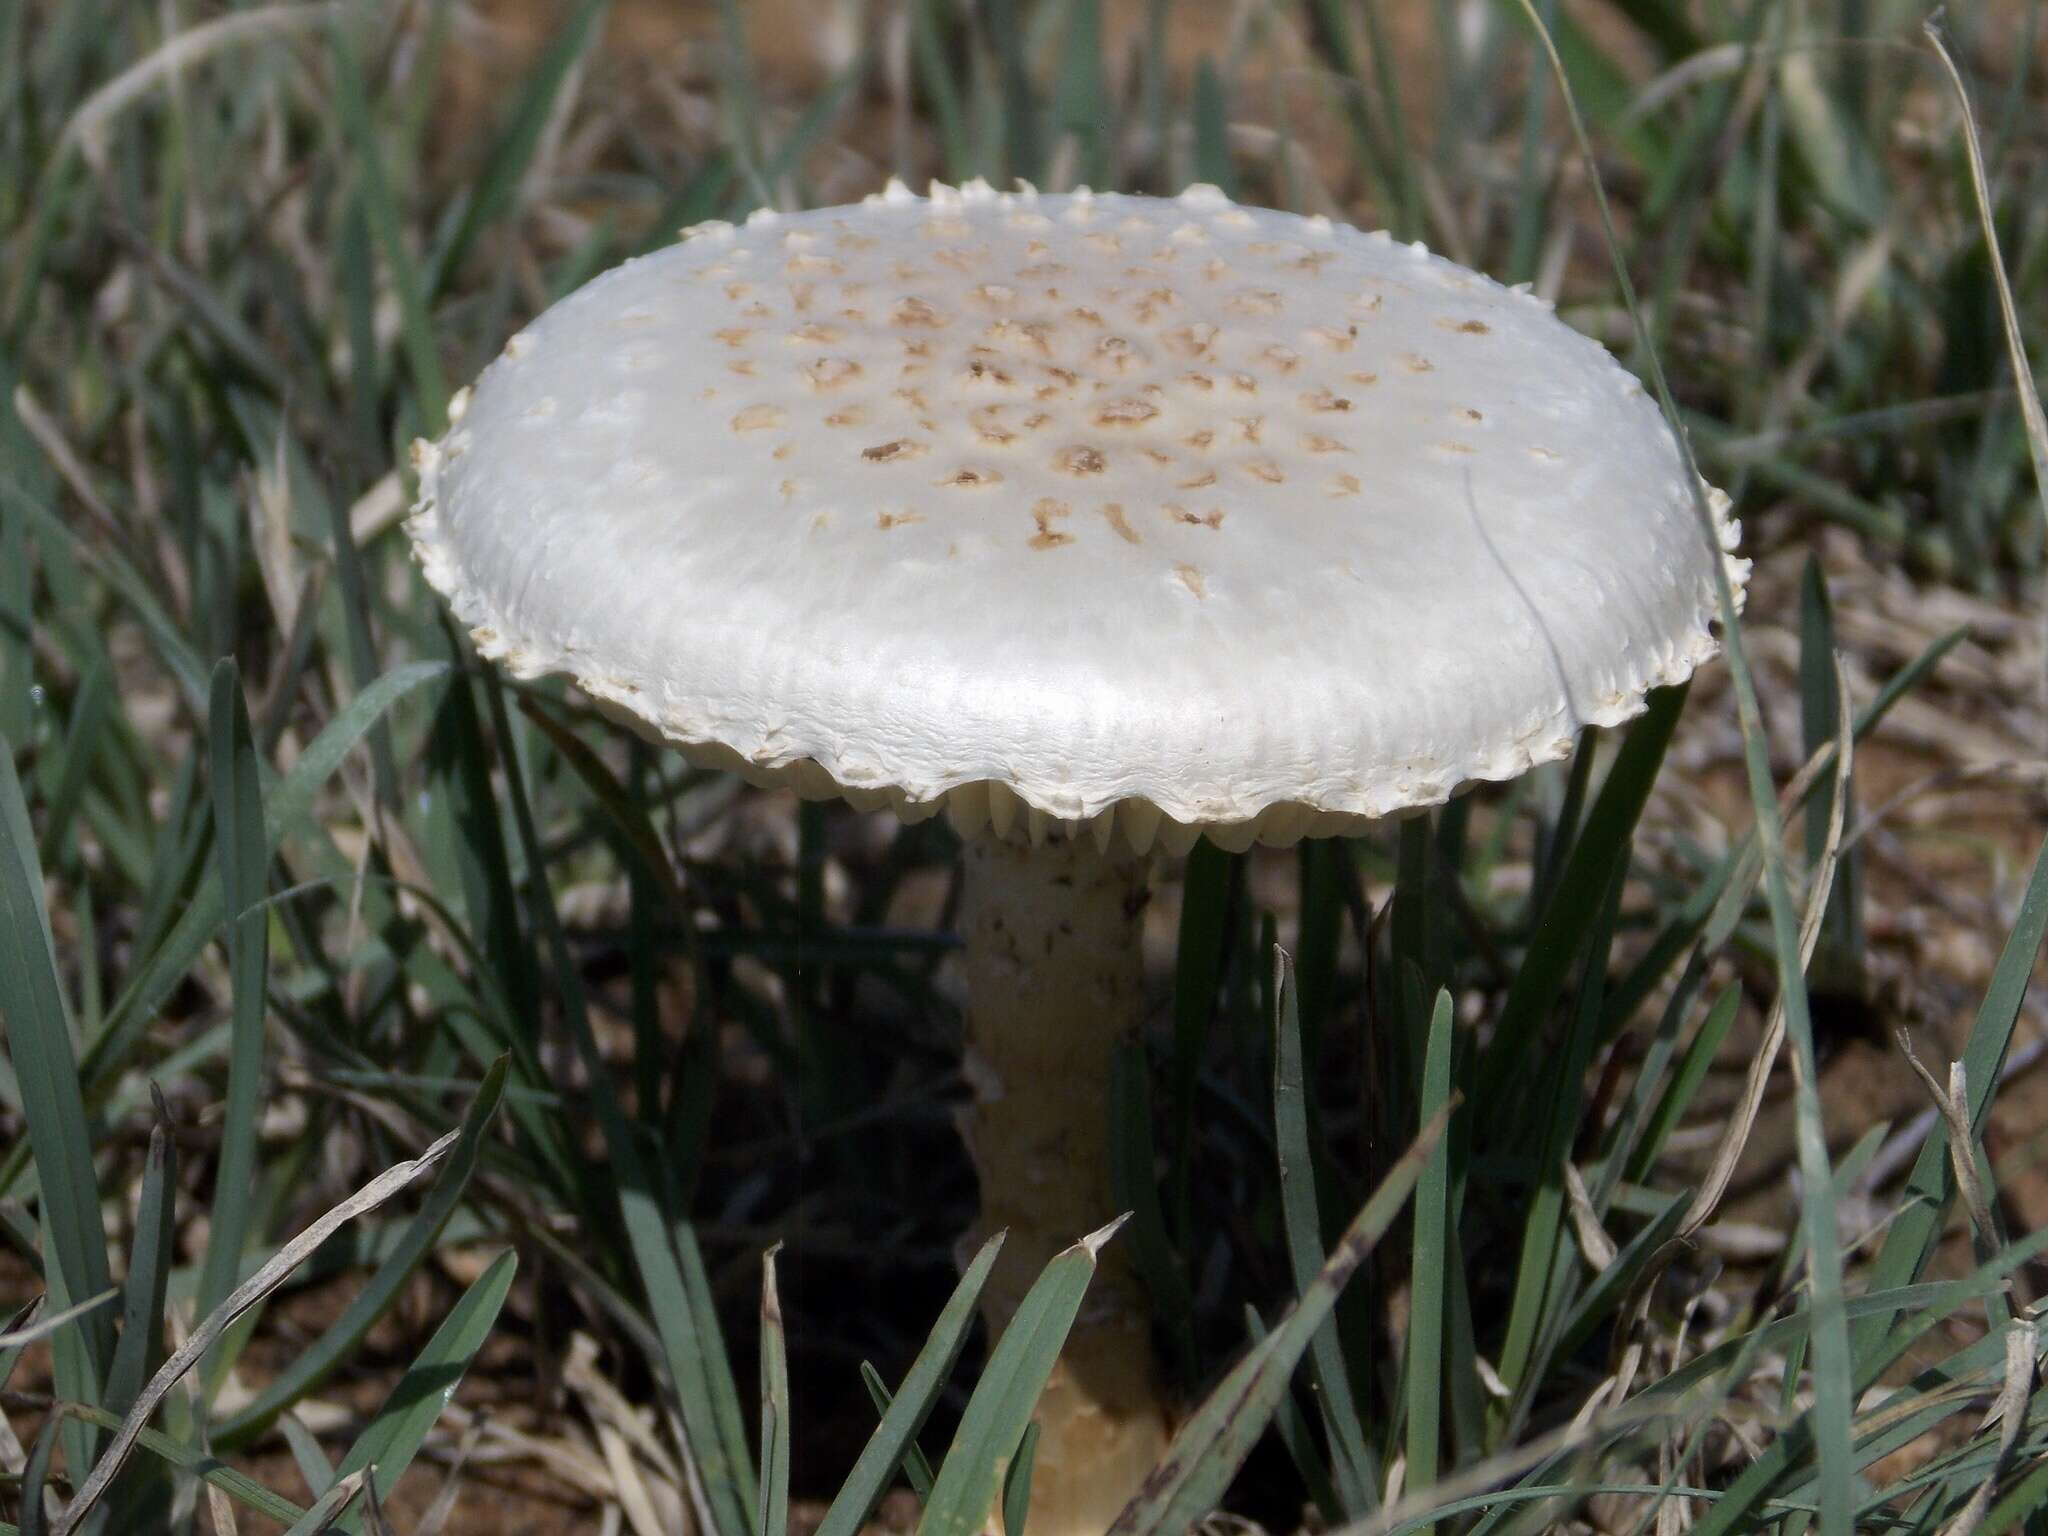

{"left": 409, "top": 179, "right": 1747, "bottom": 853}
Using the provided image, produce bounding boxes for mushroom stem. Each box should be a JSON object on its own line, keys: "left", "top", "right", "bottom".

{"left": 960, "top": 832, "right": 1169, "bottom": 1536}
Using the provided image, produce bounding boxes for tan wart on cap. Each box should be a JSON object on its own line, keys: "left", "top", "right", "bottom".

{"left": 410, "top": 178, "right": 1746, "bottom": 1536}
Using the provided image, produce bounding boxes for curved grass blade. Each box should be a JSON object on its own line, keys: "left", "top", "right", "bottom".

{"left": 329, "top": 1248, "right": 517, "bottom": 1533}
{"left": 917, "top": 1219, "right": 1126, "bottom": 1536}
{"left": 53, "top": 1131, "right": 464, "bottom": 1534}
{"left": 1111, "top": 1102, "right": 1456, "bottom": 1536}
{"left": 48, "top": 1403, "right": 309, "bottom": 1527}
{"left": 824, "top": 1234, "right": 1004, "bottom": 1536}
{"left": 18, "top": 1416, "right": 60, "bottom": 1536}
{"left": 214, "top": 1057, "right": 509, "bottom": 1447}
{"left": 196, "top": 660, "right": 269, "bottom": 1385}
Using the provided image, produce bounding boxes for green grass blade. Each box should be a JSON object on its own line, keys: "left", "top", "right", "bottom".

{"left": 53, "top": 1403, "right": 310, "bottom": 1528}
{"left": 1477, "top": 684, "right": 1684, "bottom": 1106}
{"left": 673, "top": 1218, "right": 758, "bottom": 1525}
{"left": 0, "top": 1299, "right": 42, "bottom": 1391}
{"left": 37, "top": 1202, "right": 100, "bottom": 1492}
{"left": 1050, "top": 0, "right": 1106, "bottom": 189}
{"left": 1170, "top": 840, "right": 1236, "bottom": 1241}
{"left": 1854, "top": 831, "right": 2048, "bottom": 1360}
{"left": 423, "top": 0, "right": 610, "bottom": 300}
{"left": 1626, "top": 986, "right": 1740, "bottom": 1187}
{"left": 1110, "top": 1102, "right": 1455, "bottom": 1536}
{"left": 195, "top": 660, "right": 269, "bottom": 1381}
{"left": 1109, "top": 1037, "right": 1198, "bottom": 1388}
{"left": 104, "top": 1105, "right": 173, "bottom": 1415}
{"left": 1548, "top": 1186, "right": 1689, "bottom": 1368}
{"left": 917, "top": 1221, "right": 1123, "bottom": 1536}
{"left": 84, "top": 660, "right": 446, "bottom": 1087}
{"left": 822, "top": 1235, "right": 1003, "bottom": 1536}
{"left": 1242, "top": 1305, "right": 1343, "bottom": 1524}
{"left": 1272, "top": 945, "right": 1377, "bottom": 1513}
{"left": 1404, "top": 988, "right": 1455, "bottom": 1523}
{"left": 1001, "top": 1421, "right": 1040, "bottom": 1536}
{"left": 327, "top": 12, "right": 446, "bottom": 430}
{"left": 1495, "top": 856, "right": 1624, "bottom": 1406}
{"left": 483, "top": 671, "right": 759, "bottom": 1536}
{"left": 0, "top": 740, "right": 112, "bottom": 1371}
{"left": 278, "top": 1471, "right": 368, "bottom": 1536}
{"left": 279, "top": 1412, "right": 337, "bottom": 1500}
{"left": 425, "top": 660, "right": 549, "bottom": 1094}
{"left": 1190, "top": 56, "right": 1232, "bottom": 194}
{"left": 0, "top": 450, "right": 28, "bottom": 744}
{"left": 858, "top": 1363, "right": 937, "bottom": 1502}
{"left": 266, "top": 661, "right": 448, "bottom": 839}
{"left": 0, "top": 1290, "right": 114, "bottom": 1349}
{"left": 1504, "top": 10, "right": 1855, "bottom": 1522}
{"left": 34, "top": 655, "right": 110, "bottom": 869}
{"left": 981, "top": 0, "right": 1038, "bottom": 184}
{"left": 213, "top": 1057, "right": 509, "bottom": 1446}
{"left": 18, "top": 1416, "right": 59, "bottom": 1536}
{"left": 1800, "top": 558, "right": 1863, "bottom": 998}
{"left": 911, "top": 0, "right": 969, "bottom": 181}
{"left": 330, "top": 1248, "right": 517, "bottom": 1533}
{"left": 758, "top": 1247, "right": 790, "bottom": 1536}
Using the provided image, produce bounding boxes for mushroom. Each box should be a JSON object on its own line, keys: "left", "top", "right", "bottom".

{"left": 409, "top": 179, "right": 1747, "bottom": 1535}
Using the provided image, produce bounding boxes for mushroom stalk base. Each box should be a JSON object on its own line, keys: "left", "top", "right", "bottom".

{"left": 961, "top": 835, "right": 1168, "bottom": 1536}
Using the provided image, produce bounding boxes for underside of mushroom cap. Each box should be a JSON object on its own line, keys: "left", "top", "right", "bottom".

{"left": 409, "top": 179, "right": 1747, "bottom": 851}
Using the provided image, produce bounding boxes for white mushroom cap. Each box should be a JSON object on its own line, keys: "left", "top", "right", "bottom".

{"left": 410, "top": 180, "right": 1747, "bottom": 855}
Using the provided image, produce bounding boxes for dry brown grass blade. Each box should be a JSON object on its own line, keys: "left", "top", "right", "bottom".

{"left": 0, "top": 1289, "right": 114, "bottom": 1348}
{"left": 1563, "top": 1160, "right": 1618, "bottom": 1273}
{"left": 1939, "top": 1321, "right": 2038, "bottom": 1536}
{"left": 1895, "top": 1039, "right": 1995, "bottom": 1239}
{"left": 414, "top": 1413, "right": 486, "bottom": 1536}
{"left": 56, "top": 3, "right": 347, "bottom": 172}
{"left": 52, "top": 1128, "right": 462, "bottom": 1536}
{"left": 565, "top": 1333, "right": 689, "bottom": 1536}
{"left": 1924, "top": 15, "right": 2048, "bottom": 747}
{"left": 1893, "top": 1033, "right": 2033, "bottom": 1311}
{"left": 1677, "top": 657, "right": 1856, "bottom": 1239}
